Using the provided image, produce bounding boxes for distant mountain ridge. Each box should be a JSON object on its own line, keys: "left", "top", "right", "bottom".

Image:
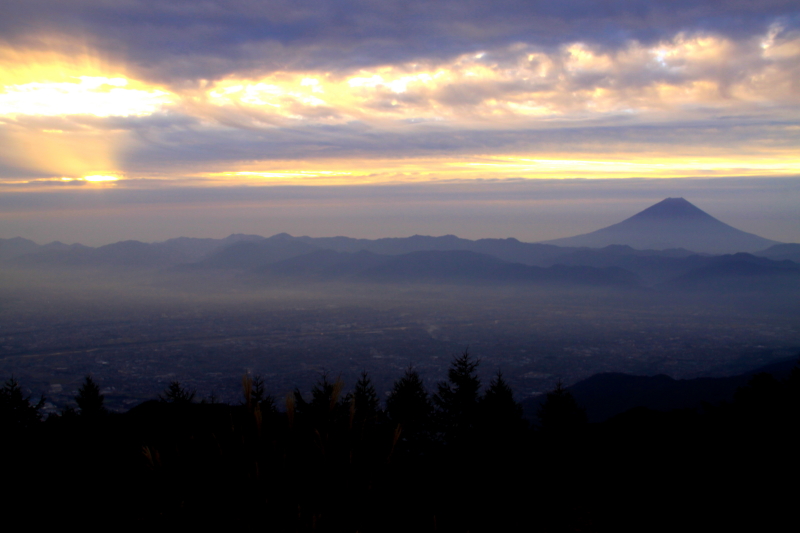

{"left": 259, "top": 249, "right": 639, "bottom": 287}
{"left": 664, "top": 253, "right": 800, "bottom": 291}
{"left": 3, "top": 198, "right": 797, "bottom": 289}
{"left": 543, "top": 197, "right": 780, "bottom": 254}
{"left": 755, "top": 243, "right": 800, "bottom": 263}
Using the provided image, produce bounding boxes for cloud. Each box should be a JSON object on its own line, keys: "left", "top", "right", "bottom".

{"left": 2, "top": 1, "right": 798, "bottom": 84}
{"left": 0, "top": 1, "right": 798, "bottom": 186}
{"left": 4, "top": 30, "right": 799, "bottom": 128}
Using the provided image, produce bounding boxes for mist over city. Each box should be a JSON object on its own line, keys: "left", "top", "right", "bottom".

{"left": 2, "top": 196, "right": 800, "bottom": 412}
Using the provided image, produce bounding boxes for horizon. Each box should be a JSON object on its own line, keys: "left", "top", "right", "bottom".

{"left": 4, "top": 181, "right": 800, "bottom": 246}
{"left": 1, "top": 1, "right": 799, "bottom": 246}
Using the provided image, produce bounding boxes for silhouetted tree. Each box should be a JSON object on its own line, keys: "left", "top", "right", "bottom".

{"left": 76, "top": 375, "right": 107, "bottom": 418}
{"left": 537, "top": 380, "right": 586, "bottom": 433}
{"left": 252, "top": 375, "right": 266, "bottom": 405}
{"left": 386, "top": 366, "right": 431, "bottom": 434}
{"left": 0, "top": 376, "right": 44, "bottom": 431}
{"left": 242, "top": 373, "right": 268, "bottom": 407}
{"left": 351, "top": 370, "right": 380, "bottom": 424}
{"left": 159, "top": 381, "right": 196, "bottom": 404}
{"left": 294, "top": 373, "right": 346, "bottom": 429}
{"left": 259, "top": 394, "right": 278, "bottom": 415}
{"left": 787, "top": 358, "right": 800, "bottom": 414}
{"left": 479, "top": 370, "right": 525, "bottom": 434}
{"left": 249, "top": 374, "right": 277, "bottom": 414}
{"left": 433, "top": 350, "right": 481, "bottom": 443}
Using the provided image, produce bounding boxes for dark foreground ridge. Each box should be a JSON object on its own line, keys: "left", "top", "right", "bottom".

{"left": 523, "top": 357, "right": 800, "bottom": 422}
{"left": 3, "top": 351, "right": 799, "bottom": 531}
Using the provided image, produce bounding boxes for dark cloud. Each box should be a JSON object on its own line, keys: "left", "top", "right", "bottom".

{"left": 3, "top": 0, "right": 798, "bottom": 84}
{"left": 0, "top": 160, "right": 48, "bottom": 179}
{"left": 4, "top": 176, "right": 799, "bottom": 209}
{"left": 107, "top": 113, "right": 800, "bottom": 173}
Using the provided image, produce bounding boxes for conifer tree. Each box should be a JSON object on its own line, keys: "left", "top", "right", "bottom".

{"left": 159, "top": 381, "right": 196, "bottom": 404}
{"left": 537, "top": 380, "right": 586, "bottom": 433}
{"left": 312, "top": 373, "right": 345, "bottom": 412}
{"left": 386, "top": 366, "right": 431, "bottom": 433}
{"left": 252, "top": 375, "right": 266, "bottom": 406}
{"left": 480, "top": 370, "right": 524, "bottom": 429}
{"left": 0, "top": 377, "right": 44, "bottom": 430}
{"left": 259, "top": 391, "right": 278, "bottom": 416}
{"left": 243, "top": 373, "right": 269, "bottom": 408}
{"left": 294, "top": 373, "right": 346, "bottom": 428}
{"left": 352, "top": 370, "right": 380, "bottom": 423}
{"left": 475, "top": 370, "right": 527, "bottom": 458}
{"left": 433, "top": 349, "right": 481, "bottom": 443}
{"left": 76, "top": 375, "right": 107, "bottom": 417}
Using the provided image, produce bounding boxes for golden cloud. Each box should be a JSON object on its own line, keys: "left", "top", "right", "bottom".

{"left": 182, "top": 29, "right": 799, "bottom": 128}
{"left": 0, "top": 45, "right": 176, "bottom": 180}
{"left": 0, "top": 44, "right": 173, "bottom": 117}
{"left": 4, "top": 29, "right": 798, "bottom": 127}
{"left": 196, "top": 151, "right": 800, "bottom": 186}
{"left": 1, "top": 27, "right": 799, "bottom": 187}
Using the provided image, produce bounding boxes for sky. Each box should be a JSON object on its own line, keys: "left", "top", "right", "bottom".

{"left": 1, "top": 0, "right": 799, "bottom": 245}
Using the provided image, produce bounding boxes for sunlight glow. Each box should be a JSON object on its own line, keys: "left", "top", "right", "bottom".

{"left": 0, "top": 76, "right": 171, "bottom": 117}
{"left": 186, "top": 152, "right": 800, "bottom": 187}
{"left": 82, "top": 174, "right": 121, "bottom": 182}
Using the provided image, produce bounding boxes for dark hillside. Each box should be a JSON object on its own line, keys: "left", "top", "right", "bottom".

{"left": 522, "top": 356, "right": 799, "bottom": 423}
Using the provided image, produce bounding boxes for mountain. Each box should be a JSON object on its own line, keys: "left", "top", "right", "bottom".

{"left": 9, "top": 240, "right": 189, "bottom": 269}
{"left": 197, "top": 237, "right": 318, "bottom": 270}
{"left": 261, "top": 249, "right": 640, "bottom": 287}
{"left": 0, "top": 238, "right": 88, "bottom": 259}
{"left": 0, "top": 237, "right": 47, "bottom": 260}
{"left": 545, "top": 246, "right": 800, "bottom": 287}
{"left": 543, "top": 197, "right": 780, "bottom": 254}
{"left": 262, "top": 249, "right": 388, "bottom": 279}
{"left": 522, "top": 357, "right": 799, "bottom": 423}
{"left": 290, "top": 234, "right": 573, "bottom": 265}
{"left": 755, "top": 243, "right": 800, "bottom": 263}
{"left": 5, "top": 221, "right": 792, "bottom": 282}
{"left": 544, "top": 244, "right": 705, "bottom": 284}
{"left": 155, "top": 234, "right": 266, "bottom": 263}
{"left": 663, "top": 253, "right": 800, "bottom": 291}
{"left": 5, "top": 234, "right": 266, "bottom": 270}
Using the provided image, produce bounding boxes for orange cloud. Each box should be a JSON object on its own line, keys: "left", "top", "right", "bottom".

{"left": 1, "top": 27, "right": 799, "bottom": 188}
{"left": 181, "top": 29, "right": 799, "bottom": 129}
{"left": 195, "top": 151, "right": 800, "bottom": 186}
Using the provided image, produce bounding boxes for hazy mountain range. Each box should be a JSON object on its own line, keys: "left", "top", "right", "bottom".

{"left": 3, "top": 198, "right": 798, "bottom": 290}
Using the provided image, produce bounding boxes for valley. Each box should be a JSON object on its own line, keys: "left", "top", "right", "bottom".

{"left": 2, "top": 198, "right": 799, "bottom": 413}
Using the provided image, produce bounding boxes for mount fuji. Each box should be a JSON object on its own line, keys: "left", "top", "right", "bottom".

{"left": 543, "top": 198, "right": 780, "bottom": 254}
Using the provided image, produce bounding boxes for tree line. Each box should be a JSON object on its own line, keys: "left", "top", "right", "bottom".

{"left": 2, "top": 351, "right": 798, "bottom": 531}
